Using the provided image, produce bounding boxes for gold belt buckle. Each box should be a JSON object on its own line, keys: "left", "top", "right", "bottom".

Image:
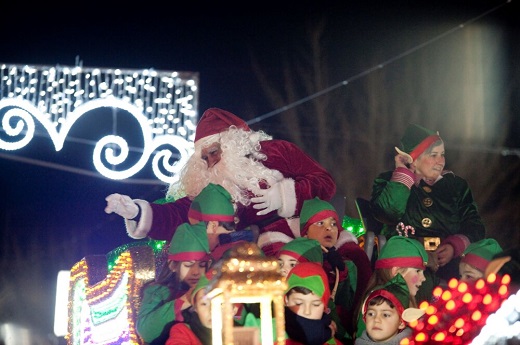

{"left": 423, "top": 237, "right": 440, "bottom": 251}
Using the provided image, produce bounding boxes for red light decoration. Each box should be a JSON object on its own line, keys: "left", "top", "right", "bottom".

{"left": 406, "top": 275, "right": 511, "bottom": 344}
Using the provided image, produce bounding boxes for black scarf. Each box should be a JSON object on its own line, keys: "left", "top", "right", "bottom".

{"left": 284, "top": 307, "right": 333, "bottom": 345}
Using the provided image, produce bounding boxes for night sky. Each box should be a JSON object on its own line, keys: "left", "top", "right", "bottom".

{"left": 1, "top": 0, "right": 518, "bottom": 340}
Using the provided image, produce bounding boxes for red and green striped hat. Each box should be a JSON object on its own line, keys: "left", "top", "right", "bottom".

{"left": 188, "top": 183, "right": 235, "bottom": 222}
{"left": 375, "top": 236, "right": 428, "bottom": 270}
{"left": 395, "top": 124, "right": 442, "bottom": 164}
{"left": 299, "top": 197, "right": 342, "bottom": 237}
{"left": 168, "top": 222, "right": 210, "bottom": 261}
{"left": 461, "top": 238, "right": 503, "bottom": 273}
{"left": 285, "top": 262, "right": 330, "bottom": 305}
{"left": 362, "top": 273, "right": 424, "bottom": 322}
{"left": 279, "top": 237, "right": 323, "bottom": 264}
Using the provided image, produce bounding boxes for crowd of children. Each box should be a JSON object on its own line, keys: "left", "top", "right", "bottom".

{"left": 133, "top": 183, "right": 512, "bottom": 345}
{"left": 115, "top": 118, "right": 514, "bottom": 344}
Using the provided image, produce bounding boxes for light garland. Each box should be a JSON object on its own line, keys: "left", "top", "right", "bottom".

{"left": 0, "top": 63, "right": 198, "bottom": 183}
{"left": 66, "top": 243, "right": 157, "bottom": 345}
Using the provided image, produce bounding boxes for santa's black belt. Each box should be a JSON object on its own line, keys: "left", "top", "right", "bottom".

{"left": 413, "top": 236, "right": 442, "bottom": 251}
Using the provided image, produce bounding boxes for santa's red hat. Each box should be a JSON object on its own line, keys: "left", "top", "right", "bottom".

{"left": 195, "top": 108, "right": 250, "bottom": 143}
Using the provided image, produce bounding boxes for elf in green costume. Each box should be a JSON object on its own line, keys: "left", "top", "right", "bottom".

{"left": 137, "top": 222, "right": 210, "bottom": 344}
{"left": 370, "top": 123, "right": 486, "bottom": 302}
{"left": 354, "top": 236, "right": 428, "bottom": 340}
{"left": 459, "top": 238, "right": 502, "bottom": 282}
{"left": 283, "top": 262, "right": 345, "bottom": 345}
{"left": 355, "top": 274, "right": 424, "bottom": 345}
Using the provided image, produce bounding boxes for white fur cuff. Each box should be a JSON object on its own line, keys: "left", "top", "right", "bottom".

{"left": 276, "top": 178, "right": 296, "bottom": 218}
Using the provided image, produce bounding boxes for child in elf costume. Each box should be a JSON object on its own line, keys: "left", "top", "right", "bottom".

{"left": 354, "top": 236, "right": 428, "bottom": 340}
{"left": 355, "top": 274, "right": 424, "bottom": 345}
{"left": 187, "top": 183, "right": 256, "bottom": 262}
{"left": 300, "top": 197, "right": 373, "bottom": 337}
{"left": 459, "top": 238, "right": 502, "bottom": 282}
{"left": 137, "top": 222, "right": 211, "bottom": 344}
{"left": 277, "top": 237, "right": 324, "bottom": 277}
{"left": 277, "top": 237, "right": 350, "bottom": 341}
{"left": 166, "top": 271, "right": 214, "bottom": 345}
{"left": 282, "top": 262, "right": 345, "bottom": 345}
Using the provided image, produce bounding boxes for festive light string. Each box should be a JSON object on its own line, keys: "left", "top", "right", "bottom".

{"left": 0, "top": 64, "right": 198, "bottom": 183}
{"left": 246, "top": 0, "right": 512, "bottom": 126}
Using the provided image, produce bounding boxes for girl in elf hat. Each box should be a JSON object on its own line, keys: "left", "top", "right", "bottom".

{"left": 355, "top": 274, "right": 424, "bottom": 345}
{"left": 353, "top": 236, "right": 428, "bottom": 340}
{"left": 300, "top": 197, "right": 373, "bottom": 339}
{"left": 370, "top": 123, "right": 486, "bottom": 302}
{"left": 282, "top": 262, "right": 345, "bottom": 345}
{"left": 459, "top": 238, "right": 503, "bottom": 282}
{"left": 137, "top": 222, "right": 211, "bottom": 345}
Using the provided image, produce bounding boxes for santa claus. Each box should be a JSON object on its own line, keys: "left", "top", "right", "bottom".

{"left": 105, "top": 107, "right": 357, "bottom": 255}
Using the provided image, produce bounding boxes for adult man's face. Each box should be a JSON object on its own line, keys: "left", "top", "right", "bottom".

{"left": 200, "top": 142, "right": 222, "bottom": 168}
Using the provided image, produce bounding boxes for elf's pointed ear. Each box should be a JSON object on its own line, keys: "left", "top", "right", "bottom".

{"left": 207, "top": 221, "right": 218, "bottom": 234}
{"left": 398, "top": 319, "right": 406, "bottom": 330}
{"left": 391, "top": 266, "right": 399, "bottom": 276}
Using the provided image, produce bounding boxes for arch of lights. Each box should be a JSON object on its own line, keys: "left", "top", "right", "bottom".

{"left": 0, "top": 63, "right": 199, "bottom": 183}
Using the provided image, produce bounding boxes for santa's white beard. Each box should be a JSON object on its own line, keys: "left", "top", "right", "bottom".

{"left": 168, "top": 129, "right": 282, "bottom": 206}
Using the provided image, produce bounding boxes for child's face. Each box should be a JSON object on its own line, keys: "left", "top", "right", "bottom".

{"left": 397, "top": 267, "right": 425, "bottom": 297}
{"left": 459, "top": 262, "right": 484, "bottom": 282}
{"left": 178, "top": 260, "right": 208, "bottom": 288}
{"left": 306, "top": 216, "right": 338, "bottom": 247}
{"left": 364, "top": 300, "right": 405, "bottom": 342}
{"left": 278, "top": 254, "right": 299, "bottom": 277}
{"left": 194, "top": 290, "right": 212, "bottom": 328}
{"left": 285, "top": 291, "right": 325, "bottom": 320}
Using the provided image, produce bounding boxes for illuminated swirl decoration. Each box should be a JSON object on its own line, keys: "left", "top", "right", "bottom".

{"left": 0, "top": 63, "right": 199, "bottom": 183}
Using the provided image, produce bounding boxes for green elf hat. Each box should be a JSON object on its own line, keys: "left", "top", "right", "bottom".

{"left": 376, "top": 236, "right": 428, "bottom": 270}
{"left": 299, "top": 197, "right": 342, "bottom": 238}
{"left": 168, "top": 222, "right": 210, "bottom": 261}
{"left": 278, "top": 237, "right": 323, "bottom": 265}
{"left": 395, "top": 124, "right": 442, "bottom": 164}
{"left": 188, "top": 183, "right": 235, "bottom": 222}
{"left": 285, "top": 262, "right": 330, "bottom": 305}
{"left": 461, "top": 238, "right": 503, "bottom": 273}
{"left": 190, "top": 270, "right": 215, "bottom": 305}
{"left": 363, "top": 273, "right": 425, "bottom": 323}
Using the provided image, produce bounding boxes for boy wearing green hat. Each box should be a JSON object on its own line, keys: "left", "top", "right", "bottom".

{"left": 277, "top": 237, "right": 324, "bottom": 277}
{"left": 137, "top": 222, "right": 211, "bottom": 344}
{"left": 166, "top": 271, "right": 214, "bottom": 345}
{"left": 300, "top": 197, "right": 373, "bottom": 339}
{"left": 354, "top": 236, "right": 428, "bottom": 340}
{"left": 188, "top": 183, "right": 256, "bottom": 262}
{"left": 355, "top": 274, "right": 424, "bottom": 345}
{"left": 370, "top": 123, "right": 486, "bottom": 302}
{"left": 283, "top": 262, "right": 345, "bottom": 345}
{"left": 459, "top": 238, "right": 503, "bottom": 282}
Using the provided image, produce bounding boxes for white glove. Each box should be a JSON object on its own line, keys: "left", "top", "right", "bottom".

{"left": 251, "top": 183, "right": 283, "bottom": 216}
{"left": 105, "top": 193, "right": 139, "bottom": 220}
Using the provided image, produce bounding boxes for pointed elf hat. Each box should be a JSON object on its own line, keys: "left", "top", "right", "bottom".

{"left": 376, "top": 236, "right": 428, "bottom": 270}
{"left": 279, "top": 237, "right": 323, "bottom": 264}
{"left": 363, "top": 273, "right": 425, "bottom": 323}
{"left": 188, "top": 183, "right": 235, "bottom": 222}
{"left": 461, "top": 238, "right": 503, "bottom": 273}
{"left": 194, "top": 108, "right": 250, "bottom": 144}
{"left": 395, "top": 124, "right": 442, "bottom": 164}
{"left": 285, "top": 262, "right": 330, "bottom": 305}
{"left": 299, "top": 197, "right": 342, "bottom": 238}
{"left": 168, "top": 222, "right": 210, "bottom": 261}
